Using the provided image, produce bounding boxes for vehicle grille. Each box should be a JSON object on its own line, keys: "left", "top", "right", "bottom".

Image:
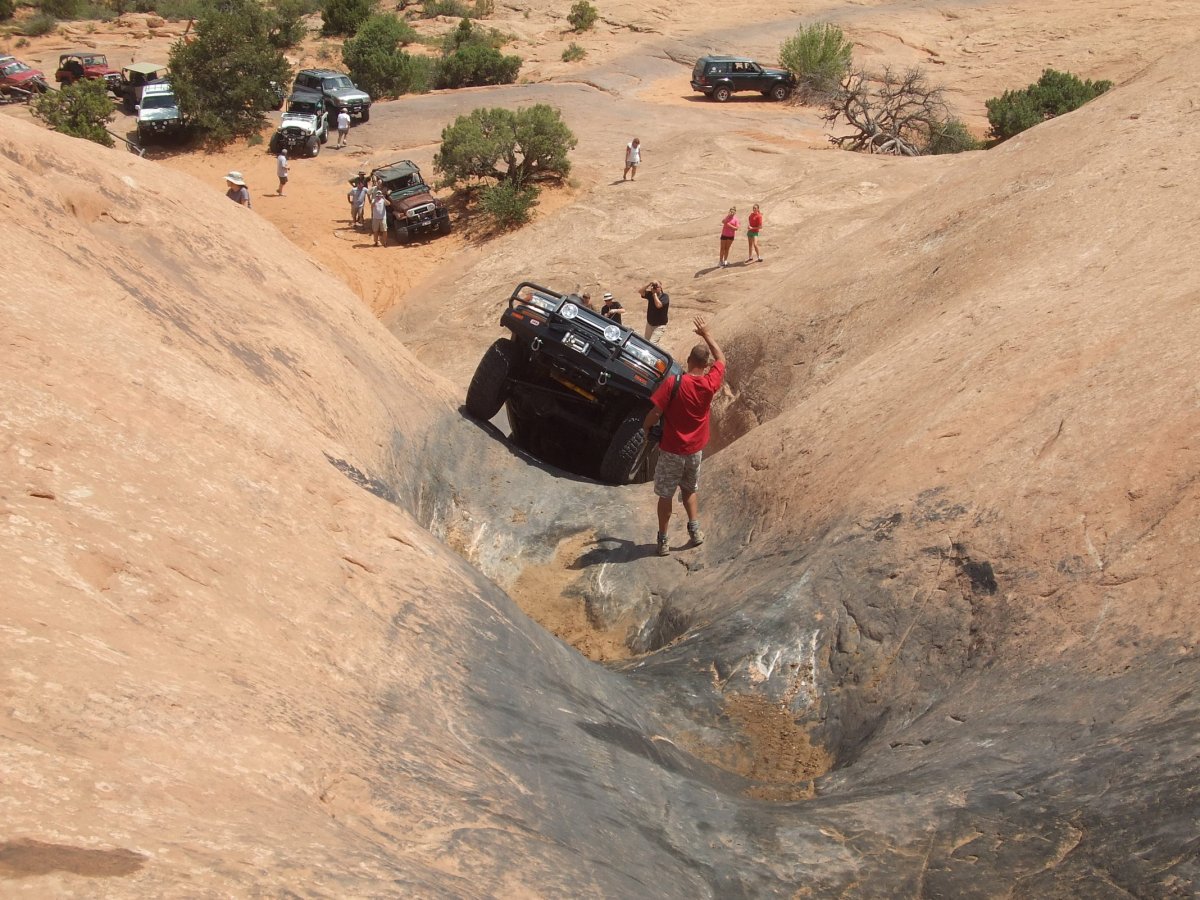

{"left": 406, "top": 203, "right": 436, "bottom": 219}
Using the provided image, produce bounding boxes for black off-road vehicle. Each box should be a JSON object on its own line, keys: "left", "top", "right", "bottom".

{"left": 369, "top": 160, "right": 451, "bottom": 242}
{"left": 690, "top": 55, "right": 795, "bottom": 102}
{"left": 466, "top": 283, "right": 683, "bottom": 484}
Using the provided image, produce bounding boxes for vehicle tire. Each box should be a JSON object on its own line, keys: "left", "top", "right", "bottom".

{"left": 360, "top": 108, "right": 370, "bottom": 123}
{"left": 713, "top": 85, "right": 732, "bottom": 103}
{"left": 393, "top": 224, "right": 410, "bottom": 244}
{"left": 466, "top": 338, "right": 517, "bottom": 421}
{"left": 307, "top": 136, "right": 319, "bottom": 158}
{"left": 268, "top": 135, "right": 282, "bottom": 155}
{"left": 599, "top": 410, "right": 649, "bottom": 485}
{"left": 769, "top": 83, "right": 789, "bottom": 101}
{"left": 438, "top": 215, "right": 451, "bottom": 235}
{"left": 319, "top": 127, "right": 328, "bottom": 144}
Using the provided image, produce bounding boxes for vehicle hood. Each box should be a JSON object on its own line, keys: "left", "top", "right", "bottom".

{"left": 279, "top": 112, "right": 318, "bottom": 133}
{"left": 326, "top": 86, "right": 369, "bottom": 104}
{"left": 7, "top": 69, "right": 44, "bottom": 83}
{"left": 762, "top": 66, "right": 793, "bottom": 78}
{"left": 392, "top": 192, "right": 439, "bottom": 212}
{"left": 139, "top": 106, "right": 180, "bottom": 123}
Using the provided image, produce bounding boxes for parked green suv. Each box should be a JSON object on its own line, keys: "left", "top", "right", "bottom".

{"left": 690, "top": 55, "right": 795, "bottom": 102}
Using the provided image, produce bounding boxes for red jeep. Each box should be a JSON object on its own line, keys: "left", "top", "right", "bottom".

{"left": 55, "top": 51, "right": 122, "bottom": 92}
{"left": 0, "top": 56, "right": 48, "bottom": 97}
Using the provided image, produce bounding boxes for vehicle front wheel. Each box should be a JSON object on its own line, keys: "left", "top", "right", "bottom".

{"left": 307, "top": 137, "right": 319, "bottom": 158}
{"left": 319, "top": 128, "right": 328, "bottom": 144}
{"left": 769, "top": 83, "right": 789, "bottom": 101}
{"left": 359, "top": 108, "right": 370, "bottom": 123}
{"left": 713, "top": 85, "right": 732, "bottom": 102}
{"left": 438, "top": 215, "right": 452, "bottom": 235}
{"left": 599, "top": 410, "right": 650, "bottom": 485}
{"left": 466, "top": 338, "right": 517, "bottom": 420}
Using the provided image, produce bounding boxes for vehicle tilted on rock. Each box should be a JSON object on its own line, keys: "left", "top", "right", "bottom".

{"left": 690, "top": 55, "right": 795, "bottom": 102}
{"left": 466, "top": 282, "right": 683, "bottom": 484}
{"left": 0, "top": 56, "right": 49, "bottom": 99}
{"left": 269, "top": 90, "right": 329, "bottom": 158}
{"left": 55, "top": 51, "right": 122, "bottom": 92}
{"left": 136, "top": 82, "right": 183, "bottom": 143}
{"left": 368, "top": 160, "right": 451, "bottom": 243}
{"left": 293, "top": 68, "right": 371, "bottom": 122}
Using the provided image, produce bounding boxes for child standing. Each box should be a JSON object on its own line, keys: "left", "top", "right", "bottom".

{"left": 719, "top": 207, "right": 738, "bottom": 268}
{"left": 747, "top": 203, "right": 764, "bottom": 262}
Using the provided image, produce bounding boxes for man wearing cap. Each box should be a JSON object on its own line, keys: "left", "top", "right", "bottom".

{"left": 225, "top": 172, "right": 250, "bottom": 207}
{"left": 276, "top": 148, "right": 290, "bottom": 196}
{"left": 336, "top": 107, "right": 351, "bottom": 148}
{"left": 370, "top": 189, "right": 390, "bottom": 246}
{"left": 601, "top": 292, "right": 625, "bottom": 324}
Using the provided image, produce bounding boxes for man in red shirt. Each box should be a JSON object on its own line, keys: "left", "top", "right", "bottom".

{"left": 642, "top": 317, "right": 726, "bottom": 556}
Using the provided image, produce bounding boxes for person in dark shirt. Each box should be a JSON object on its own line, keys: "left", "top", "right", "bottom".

{"left": 601, "top": 291, "right": 625, "bottom": 324}
{"left": 642, "top": 279, "right": 669, "bottom": 344}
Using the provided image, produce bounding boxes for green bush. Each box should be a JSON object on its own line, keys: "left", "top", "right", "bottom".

{"left": 169, "top": 0, "right": 292, "bottom": 145}
{"left": 779, "top": 21, "right": 853, "bottom": 101}
{"left": 561, "top": 42, "right": 585, "bottom": 62}
{"left": 422, "top": 0, "right": 466, "bottom": 16}
{"left": 0, "top": 0, "right": 14, "bottom": 20}
{"left": 479, "top": 180, "right": 538, "bottom": 229}
{"left": 38, "top": 0, "right": 81, "bottom": 18}
{"left": 437, "top": 43, "right": 520, "bottom": 88}
{"left": 925, "top": 118, "right": 982, "bottom": 155}
{"left": 986, "top": 68, "right": 1113, "bottom": 142}
{"left": 566, "top": 0, "right": 596, "bottom": 32}
{"left": 342, "top": 14, "right": 431, "bottom": 97}
{"left": 435, "top": 103, "right": 575, "bottom": 188}
{"left": 322, "top": 0, "right": 372, "bottom": 36}
{"left": 32, "top": 77, "right": 113, "bottom": 146}
{"left": 21, "top": 12, "right": 58, "bottom": 34}
{"left": 268, "top": 0, "right": 312, "bottom": 48}
{"left": 441, "top": 16, "right": 507, "bottom": 52}
{"left": 124, "top": 0, "right": 210, "bottom": 17}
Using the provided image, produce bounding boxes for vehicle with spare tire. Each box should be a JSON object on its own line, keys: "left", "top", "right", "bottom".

{"left": 466, "top": 282, "right": 683, "bottom": 484}
{"left": 54, "top": 51, "right": 122, "bottom": 92}
{"left": 690, "top": 55, "right": 795, "bottom": 102}
{"left": 368, "top": 160, "right": 451, "bottom": 243}
{"left": 269, "top": 90, "right": 329, "bottom": 158}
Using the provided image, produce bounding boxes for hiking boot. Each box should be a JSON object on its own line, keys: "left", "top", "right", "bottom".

{"left": 687, "top": 523, "right": 705, "bottom": 546}
{"left": 656, "top": 533, "right": 669, "bottom": 556}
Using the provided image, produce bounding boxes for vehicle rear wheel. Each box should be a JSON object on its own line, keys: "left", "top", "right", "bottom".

{"left": 599, "top": 410, "right": 650, "bottom": 485}
{"left": 769, "top": 83, "right": 789, "bottom": 101}
{"left": 713, "top": 85, "right": 732, "bottom": 102}
{"left": 466, "top": 338, "right": 517, "bottom": 420}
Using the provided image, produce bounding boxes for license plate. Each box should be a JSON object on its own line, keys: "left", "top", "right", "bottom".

{"left": 563, "top": 334, "right": 590, "bottom": 354}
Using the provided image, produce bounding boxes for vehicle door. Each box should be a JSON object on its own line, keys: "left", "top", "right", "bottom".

{"left": 745, "top": 62, "right": 768, "bottom": 92}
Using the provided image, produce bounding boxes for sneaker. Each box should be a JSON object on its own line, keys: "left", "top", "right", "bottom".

{"left": 687, "top": 523, "right": 705, "bottom": 546}
{"left": 656, "top": 533, "right": 669, "bottom": 556}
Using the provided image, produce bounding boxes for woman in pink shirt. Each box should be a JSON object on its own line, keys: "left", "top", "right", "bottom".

{"left": 719, "top": 207, "right": 738, "bottom": 268}
{"left": 746, "top": 203, "right": 763, "bottom": 262}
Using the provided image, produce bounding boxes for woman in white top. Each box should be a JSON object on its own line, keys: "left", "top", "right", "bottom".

{"left": 624, "top": 137, "right": 641, "bottom": 181}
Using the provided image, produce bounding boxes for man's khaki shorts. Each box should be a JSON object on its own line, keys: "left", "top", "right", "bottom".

{"left": 654, "top": 449, "right": 703, "bottom": 498}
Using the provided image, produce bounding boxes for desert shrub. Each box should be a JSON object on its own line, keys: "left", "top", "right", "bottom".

{"left": 925, "top": 118, "right": 982, "bottom": 155}
{"left": 170, "top": 0, "right": 292, "bottom": 145}
{"left": 38, "top": 0, "right": 81, "bottom": 18}
{"left": 124, "top": 0, "right": 210, "bottom": 16}
{"left": 435, "top": 103, "right": 575, "bottom": 188}
{"left": 561, "top": 42, "right": 585, "bottom": 62}
{"left": 479, "top": 180, "right": 537, "bottom": 228}
{"left": 0, "top": 0, "right": 14, "bottom": 20}
{"left": 437, "top": 42, "right": 520, "bottom": 88}
{"left": 566, "top": 0, "right": 595, "bottom": 32}
{"left": 342, "top": 14, "right": 431, "bottom": 97}
{"left": 779, "top": 21, "right": 853, "bottom": 102}
{"left": 824, "top": 66, "right": 951, "bottom": 156}
{"left": 986, "top": 68, "right": 1113, "bottom": 142}
{"left": 321, "top": 0, "right": 371, "bottom": 36}
{"left": 441, "top": 16, "right": 506, "bottom": 52}
{"left": 32, "top": 77, "right": 113, "bottom": 146}
{"left": 268, "top": 0, "right": 312, "bottom": 48}
{"left": 21, "top": 12, "right": 58, "bottom": 34}
{"left": 422, "top": 0, "right": 465, "bottom": 16}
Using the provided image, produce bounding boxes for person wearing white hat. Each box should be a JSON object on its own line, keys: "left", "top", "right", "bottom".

{"left": 225, "top": 172, "right": 250, "bottom": 207}
{"left": 601, "top": 291, "right": 625, "bottom": 325}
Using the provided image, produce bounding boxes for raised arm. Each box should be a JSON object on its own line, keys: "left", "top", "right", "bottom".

{"left": 694, "top": 316, "right": 725, "bottom": 365}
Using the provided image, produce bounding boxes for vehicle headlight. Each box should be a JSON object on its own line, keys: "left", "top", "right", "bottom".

{"left": 560, "top": 302, "right": 578, "bottom": 320}
{"left": 603, "top": 324, "right": 621, "bottom": 343}
{"left": 624, "top": 342, "right": 661, "bottom": 368}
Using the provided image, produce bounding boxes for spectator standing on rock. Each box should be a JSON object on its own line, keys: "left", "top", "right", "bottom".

{"left": 336, "top": 107, "right": 351, "bottom": 148}
{"left": 643, "top": 316, "right": 725, "bottom": 557}
{"left": 746, "top": 203, "right": 764, "bottom": 262}
{"left": 719, "top": 206, "right": 738, "bottom": 267}
{"left": 348, "top": 180, "right": 369, "bottom": 226}
{"left": 642, "top": 279, "right": 669, "bottom": 344}
{"left": 370, "top": 189, "right": 389, "bottom": 247}
{"left": 624, "top": 137, "right": 641, "bottom": 181}
{"left": 601, "top": 291, "right": 625, "bottom": 325}
{"left": 276, "top": 148, "right": 289, "bottom": 196}
{"left": 224, "top": 172, "right": 250, "bottom": 207}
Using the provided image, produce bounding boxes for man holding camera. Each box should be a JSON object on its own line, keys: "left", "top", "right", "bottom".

{"left": 641, "top": 279, "right": 669, "bottom": 344}
{"left": 643, "top": 317, "right": 726, "bottom": 557}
